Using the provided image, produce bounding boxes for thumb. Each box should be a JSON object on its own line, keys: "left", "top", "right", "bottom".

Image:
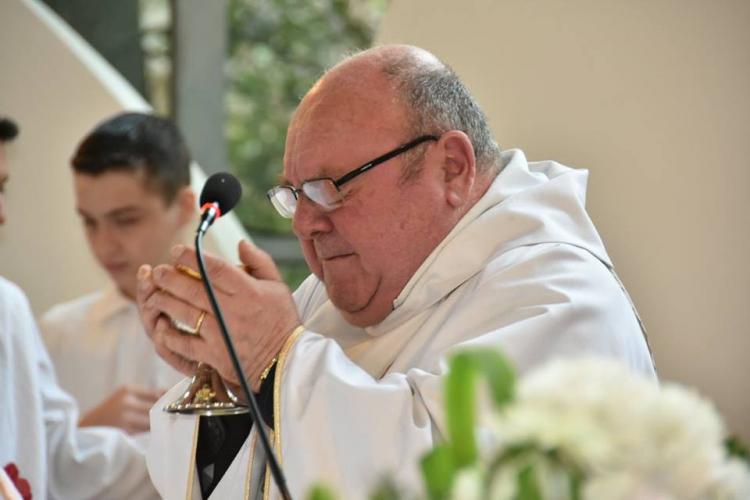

{"left": 238, "top": 239, "right": 282, "bottom": 281}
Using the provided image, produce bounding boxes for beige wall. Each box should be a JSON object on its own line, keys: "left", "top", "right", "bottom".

{"left": 0, "top": 0, "right": 248, "bottom": 315}
{"left": 377, "top": 0, "right": 750, "bottom": 440}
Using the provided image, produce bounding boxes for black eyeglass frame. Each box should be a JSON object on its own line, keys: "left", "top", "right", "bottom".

{"left": 269, "top": 134, "right": 440, "bottom": 210}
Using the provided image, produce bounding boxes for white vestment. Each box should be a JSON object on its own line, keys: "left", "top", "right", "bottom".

{"left": 0, "top": 276, "right": 159, "bottom": 499}
{"left": 148, "top": 150, "right": 656, "bottom": 499}
{"left": 39, "top": 287, "right": 183, "bottom": 414}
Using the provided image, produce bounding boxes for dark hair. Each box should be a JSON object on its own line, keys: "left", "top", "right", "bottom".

{"left": 382, "top": 51, "right": 502, "bottom": 176}
{"left": 71, "top": 112, "right": 191, "bottom": 203}
{"left": 0, "top": 117, "right": 19, "bottom": 142}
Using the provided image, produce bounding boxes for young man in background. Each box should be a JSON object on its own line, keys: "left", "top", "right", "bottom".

{"left": 40, "top": 112, "right": 193, "bottom": 434}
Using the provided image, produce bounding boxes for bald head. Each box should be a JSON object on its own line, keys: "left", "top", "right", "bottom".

{"left": 290, "top": 44, "right": 502, "bottom": 177}
{"left": 282, "top": 45, "right": 498, "bottom": 327}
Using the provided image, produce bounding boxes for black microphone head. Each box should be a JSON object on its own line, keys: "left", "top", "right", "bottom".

{"left": 200, "top": 172, "right": 242, "bottom": 215}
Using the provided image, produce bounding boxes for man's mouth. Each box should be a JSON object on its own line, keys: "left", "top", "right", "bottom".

{"left": 104, "top": 262, "right": 129, "bottom": 274}
{"left": 321, "top": 253, "right": 354, "bottom": 262}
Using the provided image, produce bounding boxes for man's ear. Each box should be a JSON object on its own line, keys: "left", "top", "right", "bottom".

{"left": 175, "top": 186, "right": 197, "bottom": 227}
{"left": 439, "top": 131, "right": 476, "bottom": 208}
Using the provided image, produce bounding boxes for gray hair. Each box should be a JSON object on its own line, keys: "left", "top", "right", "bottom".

{"left": 381, "top": 52, "right": 503, "bottom": 177}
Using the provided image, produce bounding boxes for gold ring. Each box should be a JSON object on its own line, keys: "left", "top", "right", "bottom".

{"left": 172, "top": 310, "right": 207, "bottom": 336}
{"left": 176, "top": 264, "right": 202, "bottom": 281}
{"left": 193, "top": 310, "right": 207, "bottom": 335}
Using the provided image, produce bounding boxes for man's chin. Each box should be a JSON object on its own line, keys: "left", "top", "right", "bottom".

{"left": 329, "top": 289, "right": 388, "bottom": 328}
{"left": 109, "top": 275, "right": 137, "bottom": 300}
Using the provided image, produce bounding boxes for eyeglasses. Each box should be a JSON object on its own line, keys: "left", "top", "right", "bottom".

{"left": 266, "top": 135, "right": 439, "bottom": 218}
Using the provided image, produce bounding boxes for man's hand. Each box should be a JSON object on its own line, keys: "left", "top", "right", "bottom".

{"left": 136, "top": 266, "right": 199, "bottom": 377}
{"left": 79, "top": 385, "right": 164, "bottom": 434}
{"left": 136, "top": 239, "right": 301, "bottom": 391}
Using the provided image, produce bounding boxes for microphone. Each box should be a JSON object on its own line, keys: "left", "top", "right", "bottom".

{"left": 198, "top": 172, "right": 242, "bottom": 233}
{"left": 194, "top": 173, "right": 292, "bottom": 500}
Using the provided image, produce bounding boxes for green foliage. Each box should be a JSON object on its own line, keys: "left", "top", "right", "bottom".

{"left": 226, "top": 0, "right": 385, "bottom": 234}
{"left": 726, "top": 435, "right": 750, "bottom": 464}
{"left": 486, "top": 445, "right": 584, "bottom": 500}
{"left": 445, "top": 350, "right": 516, "bottom": 468}
{"left": 422, "top": 350, "right": 516, "bottom": 499}
{"left": 420, "top": 444, "right": 457, "bottom": 500}
{"left": 370, "top": 477, "right": 407, "bottom": 500}
{"left": 515, "top": 465, "right": 543, "bottom": 500}
{"left": 279, "top": 259, "right": 312, "bottom": 290}
{"left": 308, "top": 483, "right": 337, "bottom": 500}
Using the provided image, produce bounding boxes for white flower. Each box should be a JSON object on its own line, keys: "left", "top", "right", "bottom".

{"left": 476, "top": 357, "right": 750, "bottom": 500}
{"left": 450, "top": 468, "right": 483, "bottom": 500}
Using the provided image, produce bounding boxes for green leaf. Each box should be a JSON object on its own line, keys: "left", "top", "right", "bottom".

{"left": 445, "top": 354, "right": 479, "bottom": 467}
{"left": 515, "top": 464, "right": 543, "bottom": 500}
{"left": 569, "top": 468, "right": 584, "bottom": 500}
{"left": 307, "top": 483, "right": 337, "bottom": 500}
{"left": 369, "top": 477, "right": 403, "bottom": 500}
{"left": 420, "top": 444, "right": 457, "bottom": 500}
{"left": 445, "top": 350, "right": 516, "bottom": 468}
{"left": 725, "top": 435, "right": 750, "bottom": 464}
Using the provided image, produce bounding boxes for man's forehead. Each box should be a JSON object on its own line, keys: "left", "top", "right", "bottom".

{"left": 282, "top": 92, "right": 408, "bottom": 184}
{"left": 282, "top": 120, "right": 408, "bottom": 186}
{"left": 74, "top": 169, "right": 169, "bottom": 209}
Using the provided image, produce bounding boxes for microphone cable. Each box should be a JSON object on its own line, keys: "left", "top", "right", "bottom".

{"left": 195, "top": 173, "right": 292, "bottom": 500}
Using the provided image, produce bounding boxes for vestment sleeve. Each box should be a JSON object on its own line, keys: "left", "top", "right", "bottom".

{"left": 2, "top": 282, "right": 159, "bottom": 499}
{"left": 270, "top": 244, "right": 655, "bottom": 499}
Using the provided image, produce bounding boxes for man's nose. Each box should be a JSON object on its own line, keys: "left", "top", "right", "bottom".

{"left": 292, "top": 195, "right": 333, "bottom": 239}
{"left": 92, "top": 224, "right": 122, "bottom": 256}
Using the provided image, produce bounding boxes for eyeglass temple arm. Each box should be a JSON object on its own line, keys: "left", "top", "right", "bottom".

{"left": 333, "top": 135, "right": 439, "bottom": 187}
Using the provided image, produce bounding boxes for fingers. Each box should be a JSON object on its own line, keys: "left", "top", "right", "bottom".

{"left": 125, "top": 385, "right": 165, "bottom": 406}
{"left": 154, "top": 316, "right": 209, "bottom": 366}
{"left": 238, "top": 239, "right": 282, "bottom": 281}
{"left": 145, "top": 290, "right": 209, "bottom": 335}
{"left": 136, "top": 265, "right": 160, "bottom": 337}
{"left": 150, "top": 264, "right": 214, "bottom": 312}
{"left": 79, "top": 385, "right": 160, "bottom": 434}
{"left": 152, "top": 317, "right": 202, "bottom": 376}
{"left": 122, "top": 412, "right": 151, "bottom": 434}
{"left": 169, "top": 244, "right": 248, "bottom": 295}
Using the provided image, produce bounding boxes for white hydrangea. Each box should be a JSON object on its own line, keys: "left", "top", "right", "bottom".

{"left": 473, "top": 357, "right": 750, "bottom": 500}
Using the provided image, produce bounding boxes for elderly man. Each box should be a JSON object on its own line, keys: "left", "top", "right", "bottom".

{"left": 140, "top": 45, "right": 655, "bottom": 499}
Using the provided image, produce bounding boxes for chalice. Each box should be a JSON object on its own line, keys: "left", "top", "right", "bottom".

{"left": 163, "top": 264, "right": 249, "bottom": 415}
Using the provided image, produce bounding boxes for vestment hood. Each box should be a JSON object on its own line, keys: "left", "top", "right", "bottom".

{"left": 368, "top": 148, "right": 611, "bottom": 335}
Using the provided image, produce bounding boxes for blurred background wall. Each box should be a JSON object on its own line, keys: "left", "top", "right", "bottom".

{"left": 377, "top": 0, "right": 749, "bottom": 440}
{"left": 0, "top": 0, "right": 247, "bottom": 315}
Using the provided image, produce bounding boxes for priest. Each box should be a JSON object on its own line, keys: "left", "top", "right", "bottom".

{"left": 138, "top": 45, "right": 656, "bottom": 499}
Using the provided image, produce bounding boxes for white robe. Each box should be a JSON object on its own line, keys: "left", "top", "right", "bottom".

{"left": 39, "top": 287, "right": 183, "bottom": 414}
{"left": 0, "top": 276, "right": 159, "bottom": 499}
{"left": 148, "top": 149, "right": 656, "bottom": 499}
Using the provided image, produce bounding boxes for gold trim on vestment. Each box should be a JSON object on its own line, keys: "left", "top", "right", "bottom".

{"left": 273, "top": 325, "right": 305, "bottom": 459}
{"left": 263, "top": 325, "right": 305, "bottom": 499}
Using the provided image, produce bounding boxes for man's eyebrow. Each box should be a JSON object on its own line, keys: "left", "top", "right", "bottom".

{"left": 106, "top": 206, "right": 144, "bottom": 218}
{"left": 277, "top": 166, "right": 339, "bottom": 187}
{"left": 76, "top": 206, "right": 144, "bottom": 219}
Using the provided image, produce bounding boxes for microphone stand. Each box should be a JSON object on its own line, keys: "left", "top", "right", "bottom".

{"left": 195, "top": 223, "right": 292, "bottom": 500}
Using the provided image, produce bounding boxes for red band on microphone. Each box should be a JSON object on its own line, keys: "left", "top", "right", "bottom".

{"left": 200, "top": 202, "right": 222, "bottom": 219}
